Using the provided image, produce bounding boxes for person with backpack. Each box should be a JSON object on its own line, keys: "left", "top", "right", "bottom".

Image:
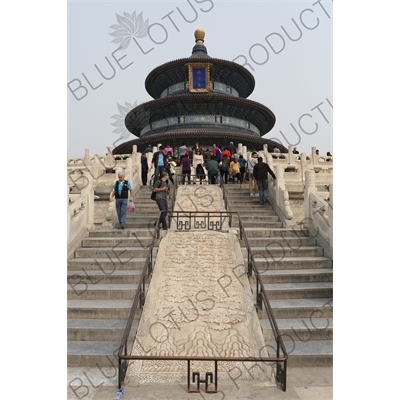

{"left": 109, "top": 171, "right": 134, "bottom": 229}
{"left": 153, "top": 172, "right": 170, "bottom": 230}
{"left": 220, "top": 154, "right": 230, "bottom": 184}
{"left": 238, "top": 155, "right": 247, "bottom": 183}
{"left": 229, "top": 158, "right": 241, "bottom": 184}
{"left": 205, "top": 155, "right": 219, "bottom": 184}
{"left": 193, "top": 149, "right": 205, "bottom": 184}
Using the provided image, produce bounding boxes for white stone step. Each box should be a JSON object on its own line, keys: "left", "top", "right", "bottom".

{"left": 253, "top": 256, "right": 332, "bottom": 270}
{"left": 248, "top": 245, "right": 324, "bottom": 258}
{"left": 68, "top": 319, "right": 138, "bottom": 341}
{"left": 260, "top": 298, "right": 333, "bottom": 319}
{"left": 262, "top": 282, "right": 333, "bottom": 299}
{"left": 67, "top": 283, "right": 138, "bottom": 300}
{"left": 67, "top": 300, "right": 133, "bottom": 319}
{"left": 67, "top": 341, "right": 122, "bottom": 367}
{"left": 67, "top": 257, "right": 146, "bottom": 271}
{"left": 67, "top": 269, "right": 144, "bottom": 284}
{"left": 259, "top": 268, "right": 333, "bottom": 283}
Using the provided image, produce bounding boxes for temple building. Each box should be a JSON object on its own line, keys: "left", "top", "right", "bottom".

{"left": 113, "top": 29, "right": 287, "bottom": 155}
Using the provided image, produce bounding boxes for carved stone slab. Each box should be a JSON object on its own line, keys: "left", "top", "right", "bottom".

{"left": 126, "top": 231, "right": 274, "bottom": 386}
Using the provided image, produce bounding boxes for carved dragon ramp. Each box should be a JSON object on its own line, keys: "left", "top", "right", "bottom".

{"left": 126, "top": 186, "right": 275, "bottom": 388}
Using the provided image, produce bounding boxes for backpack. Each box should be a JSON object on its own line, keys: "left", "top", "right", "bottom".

{"left": 221, "top": 158, "right": 230, "bottom": 172}
{"left": 196, "top": 164, "right": 205, "bottom": 177}
{"left": 151, "top": 180, "right": 162, "bottom": 201}
{"left": 238, "top": 158, "right": 247, "bottom": 169}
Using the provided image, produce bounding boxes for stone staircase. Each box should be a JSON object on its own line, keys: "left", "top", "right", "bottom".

{"left": 68, "top": 182, "right": 332, "bottom": 382}
{"left": 223, "top": 184, "right": 333, "bottom": 367}
{"left": 67, "top": 186, "right": 161, "bottom": 370}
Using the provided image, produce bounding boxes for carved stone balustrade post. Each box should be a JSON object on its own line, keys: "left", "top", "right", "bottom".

{"left": 266, "top": 153, "right": 273, "bottom": 166}
{"left": 288, "top": 145, "right": 294, "bottom": 165}
{"left": 146, "top": 152, "right": 153, "bottom": 183}
{"left": 275, "top": 165, "right": 285, "bottom": 198}
{"left": 133, "top": 152, "right": 141, "bottom": 165}
{"left": 311, "top": 146, "right": 317, "bottom": 165}
{"left": 125, "top": 157, "right": 133, "bottom": 184}
{"left": 304, "top": 170, "right": 317, "bottom": 226}
{"left": 105, "top": 147, "right": 115, "bottom": 171}
{"left": 275, "top": 165, "right": 285, "bottom": 207}
{"left": 238, "top": 143, "right": 242, "bottom": 155}
{"left": 81, "top": 171, "right": 95, "bottom": 231}
{"left": 133, "top": 153, "right": 141, "bottom": 184}
{"left": 268, "top": 165, "right": 293, "bottom": 221}
{"left": 92, "top": 155, "right": 101, "bottom": 182}
{"left": 241, "top": 145, "right": 247, "bottom": 159}
{"left": 83, "top": 149, "right": 92, "bottom": 171}
{"left": 300, "top": 152, "right": 308, "bottom": 183}
{"left": 132, "top": 153, "right": 142, "bottom": 189}
{"left": 132, "top": 145, "right": 137, "bottom": 155}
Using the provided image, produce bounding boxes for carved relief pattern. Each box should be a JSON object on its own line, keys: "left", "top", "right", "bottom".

{"left": 126, "top": 230, "right": 274, "bottom": 385}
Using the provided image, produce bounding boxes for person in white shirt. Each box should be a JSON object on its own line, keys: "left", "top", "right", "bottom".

{"left": 193, "top": 149, "right": 205, "bottom": 184}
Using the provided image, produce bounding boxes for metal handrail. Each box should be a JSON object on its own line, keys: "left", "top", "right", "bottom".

{"left": 118, "top": 212, "right": 288, "bottom": 392}
{"left": 170, "top": 173, "right": 233, "bottom": 225}
{"left": 218, "top": 179, "right": 234, "bottom": 226}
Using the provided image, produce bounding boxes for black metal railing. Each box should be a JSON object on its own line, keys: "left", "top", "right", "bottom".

{"left": 171, "top": 174, "right": 232, "bottom": 226}
{"left": 118, "top": 211, "right": 287, "bottom": 393}
{"left": 168, "top": 210, "right": 231, "bottom": 232}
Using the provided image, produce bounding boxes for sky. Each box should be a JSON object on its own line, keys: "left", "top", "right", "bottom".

{"left": 67, "top": 0, "right": 333, "bottom": 158}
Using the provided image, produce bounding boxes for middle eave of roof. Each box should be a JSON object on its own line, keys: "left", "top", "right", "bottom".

{"left": 124, "top": 93, "right": 276, "bottom": 136}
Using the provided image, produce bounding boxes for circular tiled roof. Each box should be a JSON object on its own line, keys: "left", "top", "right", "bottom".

{"left": 145, "top": 57, "right": 255, "bottom": 99}
{"left": 125, "top": 93, "right": 275, "bottom": 137}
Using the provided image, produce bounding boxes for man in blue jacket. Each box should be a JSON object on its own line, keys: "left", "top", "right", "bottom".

{"left": 109, "top": 172, "right": 134, "bottom": 229}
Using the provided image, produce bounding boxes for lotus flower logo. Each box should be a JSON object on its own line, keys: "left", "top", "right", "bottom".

{"left": 109, "top": 11, "right": 150, "bottom": 50}
{"left": 110, "top": 101, "right": 138, "bottom": 142}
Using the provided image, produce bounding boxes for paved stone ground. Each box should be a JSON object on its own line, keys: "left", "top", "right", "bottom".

{"left": 67, "top": 366, "right": 333, "bottom": 399}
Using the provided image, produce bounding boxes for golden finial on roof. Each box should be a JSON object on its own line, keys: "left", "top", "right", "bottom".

{"left": 194, "top": 29, "right": 205, "bottom": 45}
